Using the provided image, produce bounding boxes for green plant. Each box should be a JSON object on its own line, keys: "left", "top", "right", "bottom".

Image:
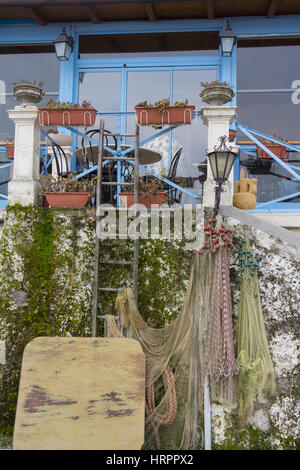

{"left": 43, "top": 98, "right": 93, "bottom": 110}
{"left": 124, "top": 174, "right": 166, "bottom": 199}
{"left": 136, "top": 98, "right": 189, "bottom": 113}
{"left": 200, "top": 80, "right": 232, "bottom": 88}
{"left": 40, "top": 173, "right": 96, "bottom": 194}
{"left": 12, "top": 79, "right": 44, "bottom": 88}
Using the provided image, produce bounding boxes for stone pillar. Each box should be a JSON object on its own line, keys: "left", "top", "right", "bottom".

{"left": 7, "top": 105, "right": 41, "bottom": 206}
{"left": 201, "top": 106, "right": 239, "bottom": 208}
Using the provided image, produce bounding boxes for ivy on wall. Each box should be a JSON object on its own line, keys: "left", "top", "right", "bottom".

{"left": 0, "top": 207, "right": 193, "bottom": 432}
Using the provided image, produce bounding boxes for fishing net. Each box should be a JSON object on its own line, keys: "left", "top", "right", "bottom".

{"left": 236, "top": 234, "right": 276, "bottom": 423}
{"left": 105, "top": 215, "right": 238, "bottom": 450}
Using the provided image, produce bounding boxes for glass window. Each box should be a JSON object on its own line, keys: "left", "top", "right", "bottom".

{"left": 79, "top": 32, "right": 219, "bottom": 57}
{"left": 239, "top": 151, "right": 300, "bottom": 204}
{"left": 0, "top": 51, "right": 60, "bottom": 142}
{"left": 237, "top": 41, "right": 300, "bottom": 140}
{"left": 237, "top": 40, "right": 300, "bottom": 206}
{"left": 78, "top": 71, "right": 122, "bottom": 133}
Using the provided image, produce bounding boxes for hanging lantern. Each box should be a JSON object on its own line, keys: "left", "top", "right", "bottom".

{"left": 220, "top": 20, "right": 237, "bottom": 57}
{"left": 54, "top": 28, "right": 74, "bottom": 61}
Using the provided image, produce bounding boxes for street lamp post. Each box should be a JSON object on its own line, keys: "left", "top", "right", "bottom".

{"left": 207, "top": 135, "right": 238, "bottom": 217}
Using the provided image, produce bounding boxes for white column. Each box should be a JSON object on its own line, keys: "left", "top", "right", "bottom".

{"left": 7, "top": 105, "right": 41, "bottom": 206}
{"left": 201, "top": 106, "right": 239, "bottom": 208}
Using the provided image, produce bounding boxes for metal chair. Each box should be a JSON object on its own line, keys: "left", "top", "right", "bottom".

{"left": 80, "top": 129, "right": 119, "bottom": 205}
{"left": 165, "top": 147, "right": 182, "bottom": 205}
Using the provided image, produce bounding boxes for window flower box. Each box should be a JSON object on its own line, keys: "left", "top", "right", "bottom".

{"left": 256, "top": 143, "right": 287, "bottom": 160}
{"left": 38, "top": 107, "right": 97, "bottom": 127}
{"left": 44, "top": 192, "right": 90, "bottom": 208}
{"left": 6, "top": 142, "right": 14, "bottom": 159}
{"left": 135, "top": 99, "right": 195, "bottom": 126}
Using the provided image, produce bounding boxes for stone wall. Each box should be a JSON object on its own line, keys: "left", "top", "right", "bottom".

{"left": 0, "top": 205, "right": 298, "bottom": 449}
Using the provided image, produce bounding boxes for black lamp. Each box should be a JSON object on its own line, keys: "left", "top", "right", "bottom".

{"left": 207, "top": 135, "right": 237, "bottom": 217}
{"left": 220, "top": 20, "right": 236, "bottom": 57}
{"left": 54, "top": 28, "right": 74, "bottom": 61}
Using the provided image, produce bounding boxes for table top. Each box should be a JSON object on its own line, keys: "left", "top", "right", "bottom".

{"left": 75, "top": 144, "right": 162, "bottom": 166}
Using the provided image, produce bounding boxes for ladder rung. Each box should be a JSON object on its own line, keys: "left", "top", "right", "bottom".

{"left": 100, "top": 260, "right": 133, "bottom": 265}
{"left": 104, "top": 133, "right": 136, "bottom": 138}
{"left": 102, "top": 182, "right": 134, "bottom": 186}
{"left": 97, "top": 315, "right": 120, "bottom": 320}
{"left": 98, "top": 287, "right": 119, "bottom": 292}
{"left": 105, "top": 156, "right": 134, "bottom": 161}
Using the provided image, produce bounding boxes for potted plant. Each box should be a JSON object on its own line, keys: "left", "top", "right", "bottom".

{"left": 40, "top": 173, "right": 95, "bottom": 207}
{"left": 47, "top": 128, "right": 73, "bottom": 147}
{"left": 256, "top": 136, "right": 288, "bottom": 160}
{"left": 229, "top": 128, "right": 236, "bottom": 142}
{"left": 5, "top": 138, "right": 14, "bottom": 159}
{"left": 38, "top": 99, "right": 97, "bottom": 127}
{"left": 13, "top": 80, "right": 45, "bottom": 105}
{"left": 120, "top": 175, "right": 168, "bottom": 208}
{"left": 135, "top": 98, "right": 195, "bottom": 126}
{"left": 200, "top": 80, "right": 235, "bottom": 105}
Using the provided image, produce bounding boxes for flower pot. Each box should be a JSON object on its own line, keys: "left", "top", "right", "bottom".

{"left": 6, "top": 143, "right": 14, "bottom": 159}
{"left": 13, "top": 83, "right": 44, "bottom": 105}
{"left": 38, "top": 107, "right": 97, "bottom": 127}
{"left": 44, "top": 192, "right": 90, "bottom": 207}
{"left": 200, "top": 85, "right": 235, "bottom": 106}
{"left": 120, "top": 191, "right": 168, "bottom": 208}
{"left": 135, "top": 105, "right": 195, "bottom": 126}
{"left": 256, "top": 143, "right": 287, "bottom": 160}
{"left": 47, "top": 133, "right": 73, "bottom": 146}
{"left": 229, "top": 129, "right": 236, "bottom": 142}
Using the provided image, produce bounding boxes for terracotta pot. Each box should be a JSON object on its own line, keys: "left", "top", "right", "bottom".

{"left": 6, "top": 143, "right": 14, "bottom": 159}
{"left": 44, "top": 192, "right": 90, "bottom": 207}
{"left": 120, "top": 191, "right": 168, "bottom": 208}
{"left": 135, "top": 105, "right": 195, "bottom": 126}
{"left": 38, "top": 107, "right": 97, "bottom": 127}
{"left": 229, "top": 130, "right": 236, "bottom": 142}
{"left": 256, "top": 143, "right": 287, "bottom": 160}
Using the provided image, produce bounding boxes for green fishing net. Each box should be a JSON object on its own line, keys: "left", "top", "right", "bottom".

{"left": 105, "top": 215, "right": 238, "bottom": 450}
{"left": 237, "top": 234, "right": 276, "bottom": 422}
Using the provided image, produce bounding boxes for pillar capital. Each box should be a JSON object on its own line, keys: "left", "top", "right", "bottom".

{"left": 201, "top": 106, "right": 237, "bottom": 127}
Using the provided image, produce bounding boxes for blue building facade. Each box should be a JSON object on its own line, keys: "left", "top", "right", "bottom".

{"left": 1, "top": 1, "right": 300, "bottom": 215}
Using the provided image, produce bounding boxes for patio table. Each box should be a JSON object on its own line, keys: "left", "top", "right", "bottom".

{"left": 75, "top": 144, "right": 162, "bottom": 166}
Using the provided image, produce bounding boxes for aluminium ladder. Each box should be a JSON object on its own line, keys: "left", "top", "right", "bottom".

{"left": 91, "top": 118, "right": 140, "bottom": 336}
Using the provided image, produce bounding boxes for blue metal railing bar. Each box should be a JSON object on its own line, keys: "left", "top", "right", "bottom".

{"left": 254, "top": 191, "right": 300, "bottom": 208}
{"left": 236, "top": 123, "right": 300, "bottom": 182}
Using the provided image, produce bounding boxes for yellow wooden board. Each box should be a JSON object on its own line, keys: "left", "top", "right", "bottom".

{"left": 13, "top": 337, "right": 145, "bottom": 450}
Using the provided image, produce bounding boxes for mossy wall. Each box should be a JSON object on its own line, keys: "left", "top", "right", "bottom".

{"left": 0, "top": 206, "right": 298, "bottom": 449}
{"left": 0, "top": 206, "right": 192, "bottom": 433}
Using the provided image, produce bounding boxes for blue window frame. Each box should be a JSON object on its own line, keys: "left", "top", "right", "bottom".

{"left": 2, "top": 16, "right": 300, "bottom": 211}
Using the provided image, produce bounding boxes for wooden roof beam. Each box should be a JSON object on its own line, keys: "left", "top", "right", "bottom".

{"left": 145, "top": 2, "right": 157, "bottom": 22}
{"left": 87, "top": 4, "right": 102, "bottom": 23}
{"left": 267, "top": 0, "right": 279, "bottom": 18}
{"left": 27, "top": 6, "right": 47, "bottom": 25}
{"left": 205, "top": 0, "right": 215, "bottom": 20}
